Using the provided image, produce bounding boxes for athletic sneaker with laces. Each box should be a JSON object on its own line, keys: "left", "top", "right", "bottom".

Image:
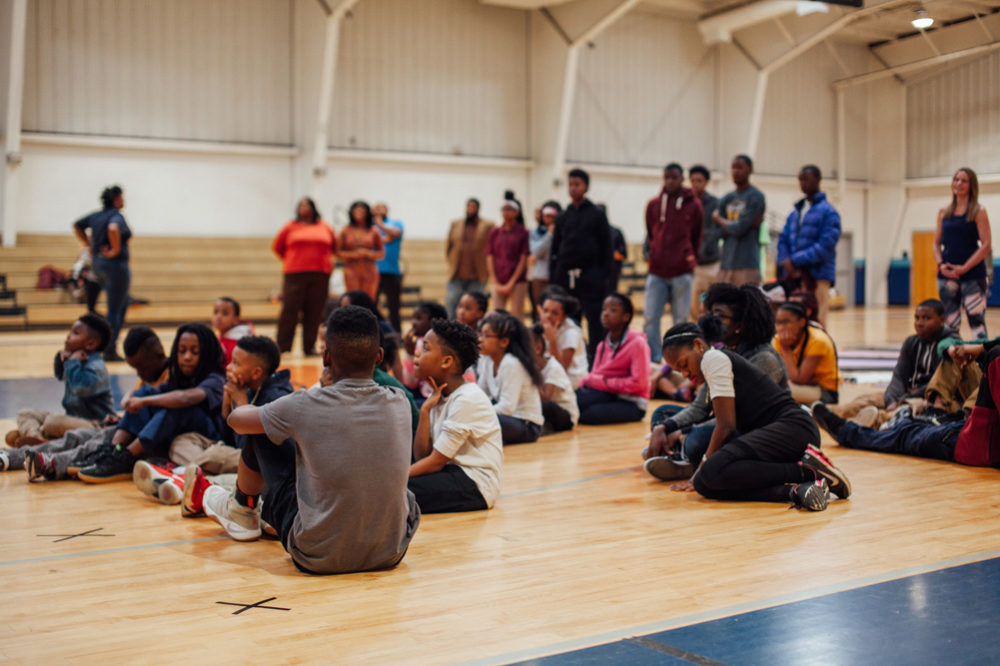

{"left": 77, "top": 447, "right": 138, "bottom": 483}
{"left": 67, "top": 441, "right": 114, "bottom": 477}
{"left": 811, "top": 402, "right": 846, "bottom": 438}
{"left": 182, "top": 464, "right": 212, "bottom": 517}
{"left": 0, "top": 449, "right": 10, "bottom": 472}
{"left": 789, "top": 479, "right": 830, "bottom": 511}
{"left": 133, "top": 460, "right": 181, "bottom": 497}
{"left": 203, "top": 485, "right": 261, "bottom": 541}
{"left": 800, "top": 445, "right": 852, "bottom": 499}
{"left": 644, "top": 454, "right": 694, "bottom": 481}
{"left": 25, "top": 450, "right": 55, "bottom": 481}
{"left": 879, "top": 405, "right": 913, "bottom": 431}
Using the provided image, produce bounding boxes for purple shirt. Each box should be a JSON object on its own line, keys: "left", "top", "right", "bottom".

{"left": 486, "top": 224, "right": 530, "bottom": 284}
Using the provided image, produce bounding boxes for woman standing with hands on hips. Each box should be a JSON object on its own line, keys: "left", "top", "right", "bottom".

{"left": 935, "top": 167, "right": 992, "bottom": 339}
{"left": 73, "top": 185, "right": 131, "bottom": 362}
{"left": 272, "top": 197, "right": 337, "bottom": 356}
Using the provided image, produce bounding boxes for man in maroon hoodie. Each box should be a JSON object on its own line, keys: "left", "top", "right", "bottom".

{"left": 643, "top": 162, "right": 703, "bottom": 362}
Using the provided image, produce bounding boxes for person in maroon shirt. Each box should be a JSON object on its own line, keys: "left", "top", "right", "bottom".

{"left": 486, "top": 200, "right": 530, "bottom": 320}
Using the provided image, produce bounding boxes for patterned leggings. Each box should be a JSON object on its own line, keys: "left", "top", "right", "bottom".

{"left": 938, "top": 278, "right": 988, "bottom": 340}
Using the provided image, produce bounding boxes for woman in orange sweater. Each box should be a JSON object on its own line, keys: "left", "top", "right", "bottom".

{"left": 272, "top": 197, "right": 338, "bottom": 355}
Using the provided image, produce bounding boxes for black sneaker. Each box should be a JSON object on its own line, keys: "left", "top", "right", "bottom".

{"left": 67, "top": 441, "right": 114, "bottom": 477}
{"left": 77, "top": 447, "right": 137, "bottom": 483}
{"left": 800, "top": 445, "right": 852, "bottom": 499}
{"left": 789, "top": 479, "right": 830, "bottom": 511}
{"left": 25, "top": 450, "right": 55, "bottom": 482}
{"left": 811, "top": 402, "right": 846, "bottom": 438}
{"left": 643, "top": 454, "right": 693, "bottom": 481}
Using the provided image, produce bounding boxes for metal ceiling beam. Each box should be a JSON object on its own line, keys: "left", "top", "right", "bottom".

{"left": 834, "top": 37, "right": 1000, "bottom": 86}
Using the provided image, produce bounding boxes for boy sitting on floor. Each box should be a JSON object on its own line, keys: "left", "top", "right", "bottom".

{"left": 408, "top": 320, "right": 503, "bottom": 513}
{"left": 6, "top": 314, "right": 116, "bottom": 448}
{"left": 812, "top": 339, "right": 1000, "bottom": 467}
{"left": 832, "top": 299, "right": 954, "bottom": 427}
{"left": 207, "top": 306, "right": 420, "bottom": 574}
{"left": 213, "top": 297, "right": 255, "bottom": 365}
{"left": 7, "top": 326, "right": 168, "bottom": 478}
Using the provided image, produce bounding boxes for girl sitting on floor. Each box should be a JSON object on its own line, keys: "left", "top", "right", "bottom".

{"left": 477, "top": 312, "right": 545, "bottom": 444}
{"left": 575, "top": 293, "right": 650, "bottom": 425}
{"left": 538, "top": 290, "right": 588, "bottom": 389}
{"left": 77, "top": 323, "right": 226, "bottom": 483}
{"left": 659, "top": 322, "right": 850, "bottom": 511}
{"left": 401, "top": 300, "right": 448, "bottom": 404}
{"left": 644, "top": 282, "right": 789, "bottom": 481}
{"left": 531, "top": 323, "right": 579, "bottom": 434}
{"left": 773, "top": 301, "right": 839, "bottom": 404}
{"left": 456, "top": 290, "right": 489, "bottom": 331}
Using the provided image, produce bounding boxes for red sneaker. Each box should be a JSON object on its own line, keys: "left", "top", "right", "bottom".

{"left": 133, "top": 460, "right": 183, "bottom": 497}
{"left": 181, "top": 464, "right": 212, "bottom": 517}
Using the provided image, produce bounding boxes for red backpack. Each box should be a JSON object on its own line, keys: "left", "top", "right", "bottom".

{"left": 954, "top": 354, "right": 1000, "bottom": 467}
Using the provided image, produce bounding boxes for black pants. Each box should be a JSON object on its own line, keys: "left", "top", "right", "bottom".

{"left": 692, "top": 414, "right": 817, "bottom": 504}
{"left": 241, "top": 435, "right": 299, "bottom": 553}
{"left": 542, "top": 401, "right": 574, "bottom": 432}
{"left": 576, "top": 294, "right": 605, "bottom": 364}
{"left": 277, "top": 271, "right": 329, "bottom": 353}
{"left": 497, "top": 414, "right": 541, "bottom": 445}
{"left": 408, "top": 465, "right": 487, "bottom": 513}
{"left": 576, "top": 388, "right": 645, "bottom": 425}
{"left": 378, "top": 272, "right": 403, "bottom": 333}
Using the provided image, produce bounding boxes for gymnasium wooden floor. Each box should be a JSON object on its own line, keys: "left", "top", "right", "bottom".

{"left": 2, "top": 307, "right": 999, "bottom": 664}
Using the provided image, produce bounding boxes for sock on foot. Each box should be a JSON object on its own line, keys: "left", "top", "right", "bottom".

{"left": 234, "top": 487, "right": 260, "bottom": 509}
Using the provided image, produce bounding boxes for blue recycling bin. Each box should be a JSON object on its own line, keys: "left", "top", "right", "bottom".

{"left": 887, "top": 258, "right": 911, "bottom": 305}
{"left": 854, "top": 259, "right": 865, "bottom": 306}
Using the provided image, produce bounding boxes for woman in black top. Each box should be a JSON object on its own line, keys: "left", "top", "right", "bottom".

{"left": 73, "top": 185, "right": 131, "bottom": 362}
{"left": 660, "top": 322, "right": 851, "bottom": 511}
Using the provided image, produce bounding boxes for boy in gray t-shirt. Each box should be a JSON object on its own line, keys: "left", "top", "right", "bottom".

{"left": 207, "top": 306, "right": 420, "bottom": 575}
{"left": 714, "top": 155, "right": 766, "bottom": 286}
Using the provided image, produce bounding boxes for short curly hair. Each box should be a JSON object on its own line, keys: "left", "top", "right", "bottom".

{"left": 431, "top": 319, "right": 479, "bottom": 372}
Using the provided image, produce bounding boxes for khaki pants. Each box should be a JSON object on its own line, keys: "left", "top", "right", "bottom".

{"left": 831, "top": 390, "right": 926, "bottom": 428}
{"left": 815, "top": 280, "right": 831, "bottom": 327}
{"left": 925, "top": 358, "right": 981, "bottom": 413}
{"left": 15, "top": 409, "right": 97, "bottom": 441}
{"left": 168, "top": 432, "right": 241, "bottom": 475}
{"left": 718, "top": 268, "right": 762, "bottom": 287}
{"left": 492, "top": 282, "right": 528, "bottom": 320}
{"left": 690, "top": 262, "right": 721, "bottom": 321}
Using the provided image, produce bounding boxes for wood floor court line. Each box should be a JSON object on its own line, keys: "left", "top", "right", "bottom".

{"left": 464, "top": 547, "right": 1000, "bottom": 666}
{"left": 0, "top": 535, "right": 228, "bottom": 568}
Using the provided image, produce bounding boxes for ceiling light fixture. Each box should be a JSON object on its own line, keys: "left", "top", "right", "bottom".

{"left": 911, "top": 9, "right": 934, "bottom": 29}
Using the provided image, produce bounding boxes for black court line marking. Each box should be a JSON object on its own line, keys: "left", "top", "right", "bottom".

{"left": 216, "top": 597, "right": 291, "bottom": 615}
{"left": 627, "top": 636, "right": 727, "bottom": 665}
{"left": 36, "top": 527, "right": 115, "bottom": 543}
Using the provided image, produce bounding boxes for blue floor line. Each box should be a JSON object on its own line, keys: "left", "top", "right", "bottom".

{"left": 500, "top": 466, "right": 641, "bottom": 499}
{"left": 460, "top": 547, "right": 1000, "bottom": 666}
{"left": 0, "top": 535, "right": 228, "bottom": 567}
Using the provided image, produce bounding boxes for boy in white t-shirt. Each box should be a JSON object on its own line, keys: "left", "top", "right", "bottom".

{"left": 531, "top": 323, "right": 578, "bottom": 433}
{"left": 409, "top": 320, "right": 503, "bottom": 513}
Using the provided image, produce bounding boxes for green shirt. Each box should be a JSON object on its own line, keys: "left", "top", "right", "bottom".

{"left": 374, "top": 367, "right": 419, "bottom": 438}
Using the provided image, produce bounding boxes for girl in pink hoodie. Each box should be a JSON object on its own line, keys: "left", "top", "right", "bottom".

{"left": 576, "top": 293, "right": 651, "bottom": 424}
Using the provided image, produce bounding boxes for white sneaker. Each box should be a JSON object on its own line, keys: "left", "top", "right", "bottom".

{"left": 202, "top": 485, "right": 261, "bottom": 542}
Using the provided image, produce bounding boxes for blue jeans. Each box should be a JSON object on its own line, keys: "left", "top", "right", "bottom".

{"left": 644, "top": 273, "right": 693, "bottom": 362}
{"left": 117, "top": 386, "right": 220, "bottom": 458}
{"left": 92, "top": 257, "right": 131, "bottom": 357}
{"left": 446, "top": 278, "right": 486, "bottom": 318}
{"left": 576, "top": 387, "right": 645, "bottom": 425}
{"left": 837, "top": 420, "right": 960, "bottom": 461}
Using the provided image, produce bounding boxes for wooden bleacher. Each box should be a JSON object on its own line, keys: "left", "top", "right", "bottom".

{"left": 0, "top": 234, "right": 452, "bottom": 330}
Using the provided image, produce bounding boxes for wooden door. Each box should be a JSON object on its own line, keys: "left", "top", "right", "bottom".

{"left": 912, "top": 231, "right": 938, "bottom": 305}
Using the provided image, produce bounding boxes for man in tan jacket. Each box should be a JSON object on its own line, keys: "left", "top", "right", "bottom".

{"left": 445, "top": 198, "right": 495, "bottom": 317}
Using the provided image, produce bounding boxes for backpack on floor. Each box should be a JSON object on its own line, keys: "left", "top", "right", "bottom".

{"left": 953, "top": 351, "right": 1000, "bottom": 467}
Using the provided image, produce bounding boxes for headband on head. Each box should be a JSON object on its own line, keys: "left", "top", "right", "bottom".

{"left": 662, "top": 331, "right": 702, "bottom": 347}
{"left": 502, "top": 200, "right": 520, "bottom": 212}
{"left": 541, "top": 205, "right": 557, "bottom": 216}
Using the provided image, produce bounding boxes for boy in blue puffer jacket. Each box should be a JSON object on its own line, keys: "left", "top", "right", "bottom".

{"left": 777, "top": 165, "right": 842, "bottom": 326}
